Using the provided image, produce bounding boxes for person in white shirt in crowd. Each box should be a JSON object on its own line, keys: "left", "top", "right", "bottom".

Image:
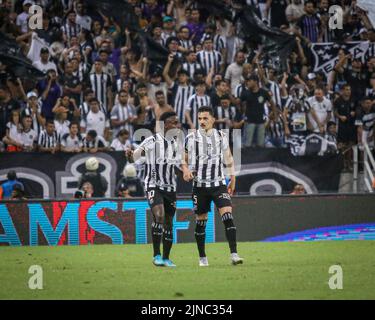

{"left": 75, "top": 1, "right": 92, "bottom": 31}
{"left": 79, "top": 89, "right": 96, "bottom": 123}
{"left": 53, "top": 109, "right": 70, "bottom": 139}
{"left": 19, "top": 115, "right": 38, "bottom": 152}
{"left": 110, "top": 90, "right": 137, "bottom": 138}
{"left": 16, "top": 0, "right": 33, "bottom": 34}
{"left": 80, "top": 98, "right": 110, "bottom": 141}
{"left": 307, "top": 87, "right": 333, "bottom": 134}
{"left": 110, "top": 129, "right": 133, "bottom": 152}
{"left": 147, "top": 70, "right": 168, "bottom": 106}
{"left": 60, "top": 122, "right": 83, "bottom": 153}
{"left": 285, "top": 0, "right": 305, "bottom": 26}
{"left": 21, "top": 91, "right": 45, "bottom": 137}
{"left": 82, "top": 129, "right": 110, "bottom": 153}
{"left": 225, "top": 51, "right": 246, "bottom": 96}
{"left": 3, "top": 110, "right": 23, "bottom": 152}
{"left": 32, "top": 47, "right": 58, "bottom": 74}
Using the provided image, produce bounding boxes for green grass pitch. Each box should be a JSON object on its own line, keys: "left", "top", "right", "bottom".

{"left": 1, "top": 241, "right": 375, "bottom": 300}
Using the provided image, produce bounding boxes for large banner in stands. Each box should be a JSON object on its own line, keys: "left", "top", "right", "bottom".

{"left": 1, "top": 195, "right": 374, "bottom": 246}
{"left": 0, "top": 150, "right": 343, "bottom": 199}
{"left": 311, "top": 41, "right": 375, "bottom": 77}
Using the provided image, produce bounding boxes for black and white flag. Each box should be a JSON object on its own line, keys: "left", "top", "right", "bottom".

{"left": 311, "top": 41, "right": 375, "bottom": 77}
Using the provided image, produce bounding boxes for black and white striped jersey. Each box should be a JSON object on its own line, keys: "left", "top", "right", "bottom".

{"left": 110, "top": 103, "right": 136, "bottom": 137}
{"left": 61, "top": 22, "right": 81, "bottom": 42}
{"left": 72, "top": 62, "right": 88, "bottom": 82}
{"left": 283, "top": 96, "right": 312, "bottom": 134}
{"left": 181, "top": 62, "right": 203, "bottom": 79}
{"left": 355, "top": 106, "right": 375, "bottom": 132}
{"left": 38, "top": 129, "right": 60, "bottom": 149}
{"left": 214, "top": 105, "right": 238, "bottom": 130}
{"left": 234, "top": 83, "right": 246, "bottom": 99}
{"left": 186, "top": 94, "right": 211, "bottom": 128}
{"left": 265, "top": 80, "right": 282, "bottom": 110}
{"left": 185, "top": 129, "right": 229, "bottom": 188}
{"left": 139, "top": 133, "right": 181, "bottom": 192}
{"left": 21, "top": 104, "right": 43, "bottom": 136}
{"left": 89, "top": 72, "right": 112, "bottom": 113}
{"left": 170, "top": 82, "right": 195, "bottom": 124}
{"left": 180, "top": 39, "right": 193, "bottom": 50}
{"left": 267, "top": 115, "right": 285, "bottom": 139}
{"left": 196, "top": 50, "right": 222, "bottom": 75}
{"left": 82, "top": 135, "right": 108, "bottom": 149}
{"left": 201, "top": 34, "right": 227, "bottom": 53}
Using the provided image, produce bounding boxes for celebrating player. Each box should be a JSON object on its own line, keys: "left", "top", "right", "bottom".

{"left": 133, "top": 112, "right": 181, "bottom": 267}
{"left": 182, "top": 106, "right": 243, "bottom": 266}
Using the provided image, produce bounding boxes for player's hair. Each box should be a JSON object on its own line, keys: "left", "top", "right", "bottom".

{"left": 118, "top": 90, "right": 128, "bottom": 96}
{"left": 84, "top": 88, "right": 94, "bottom": 97}
{"left": 215, "top": 79, "right": 226, "bottom": 88}
{"left": 341, "top": 83, "right": 351, "bottom": 90}
{"left": 118, "top": 129, "right": 129, "bottom": 137}
{"left": 136, "top": 82, "right": 147, "bottom": 90}
{"left": 220, "top": 94, "right": 231, "bottom": 101}
{"left": 87, "top": 130, "right": 97, "bottom": 138}
{"left": 155, "top": 90, "right": 165, "bottom": 97}
{"left": 89, "top": 97, "right": 100, "bottom": 104}
{"left": 305, "top": 0, "right": 315, "bottom": 6}
{"left": 46, "top": 119, "right": 55, "bottom": 126}
{"left": 160, "top": 111, "right": 177, "bottom": 122}
{"left": 69, "top": 122, "right": 79, "bottom": 129}
{"left": 198, "top": 106, "right": 214, "bottom": 116}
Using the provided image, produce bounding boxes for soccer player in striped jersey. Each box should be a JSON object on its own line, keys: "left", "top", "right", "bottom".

{"left": 182, "top": 106, "right": 243, "bottom": 267}
{"left": 133, "top": 112, "right": 182, "bottom": 267}
{"left": 185, "top": 81, "right": 211, "bottom": 130}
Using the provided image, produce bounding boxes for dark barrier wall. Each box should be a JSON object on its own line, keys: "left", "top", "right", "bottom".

{"left": 1, "top": 194, "right": 374, "bottom": 246}
{"left": 0, "top": 149, "right": 343, "bottom": 199}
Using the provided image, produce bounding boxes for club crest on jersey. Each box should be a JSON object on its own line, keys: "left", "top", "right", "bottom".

{"left": 258, "top": 96, "right": 265, "bottom": 104}
{"left": 220, "top": 193, "right": 231, "bottom": 200}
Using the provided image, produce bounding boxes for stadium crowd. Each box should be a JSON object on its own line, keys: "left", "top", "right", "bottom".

{"left": 0, "top": 0, "right": 374, "bottom": 173}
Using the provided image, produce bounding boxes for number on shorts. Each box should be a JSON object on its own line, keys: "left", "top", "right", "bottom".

{"left": 193, "top": 194, "right": 198, "bottom": 205}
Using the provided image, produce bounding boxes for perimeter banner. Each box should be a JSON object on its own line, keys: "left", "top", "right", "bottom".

{"left": 1, "top": 195, "right": 374, "bottom": 246}
{"left": 0, "top": 150, "right": 343, "bottom": 199}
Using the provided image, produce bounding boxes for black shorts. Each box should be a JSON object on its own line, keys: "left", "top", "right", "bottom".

{"left": 192, "top": 185, "right": 232, "bottom": 215}
{"left": 147, "top": 188, "right": 177, "bottom": 217}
